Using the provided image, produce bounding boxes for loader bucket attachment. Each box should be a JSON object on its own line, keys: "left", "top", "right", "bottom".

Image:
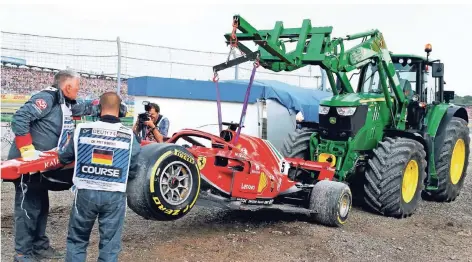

{"left": 224, "top": 15, "right": 333, "bottom": 72}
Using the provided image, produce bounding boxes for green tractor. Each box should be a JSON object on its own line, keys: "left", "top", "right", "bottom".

{"left": 223, "top": 15, "right": 470, "bottom": 218}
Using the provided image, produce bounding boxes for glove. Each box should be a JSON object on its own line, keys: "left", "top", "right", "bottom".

{"left": 19, "top": 144, "right": 42, "bottom": 161}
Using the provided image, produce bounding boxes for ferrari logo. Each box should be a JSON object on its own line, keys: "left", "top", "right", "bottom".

{"left": 329, "top": 117, "right": 337, "bottom": 124}
{"left": 197, "top": 156, "right": 206, "bottom": 170}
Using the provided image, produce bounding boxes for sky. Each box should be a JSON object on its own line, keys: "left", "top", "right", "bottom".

{"left": 1, "top": 2, "right": 471, "bottom": 96}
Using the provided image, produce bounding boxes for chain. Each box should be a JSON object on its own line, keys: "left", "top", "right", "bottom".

{"left": 230, "top": 16, "right": 239, "bottom": 48}
{"left": 253, "top": 53, "right": 260, "bottom": 68}
{"left": 212, "top": 70, "right": 219, "bottom": 82}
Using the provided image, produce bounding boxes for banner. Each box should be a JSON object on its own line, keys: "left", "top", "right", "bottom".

{"left": 1, "top": 94, "right": 30, "bottom": 103}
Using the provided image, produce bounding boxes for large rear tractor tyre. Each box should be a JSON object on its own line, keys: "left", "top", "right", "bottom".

{"left": 364, "top": 137, "right": 427, "bottom": 218}
{"left": 280, "top": 127, "right": 315, "bottom": 160}
{"left": 424, "top": 117, "right": 470, "bottom": 202}
{"left": 308, "top": 180, "right": 352, "bottom": 227}
{"left": 127, "top": 143, "right": 201, "bottom": 221}
{"left": 281, "top": 128, "right": 316, "bottom": 183}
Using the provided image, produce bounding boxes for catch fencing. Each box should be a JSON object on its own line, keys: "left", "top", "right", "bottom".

{"left": 1, "top": 31, "right": 325, "bottom": 91}
{"left": 1, "top": 31, "right": 325, "bottom": 158}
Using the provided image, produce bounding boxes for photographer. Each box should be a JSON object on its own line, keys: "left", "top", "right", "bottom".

{"left": 133, "top": 102, "right": 169, "bottom": 143}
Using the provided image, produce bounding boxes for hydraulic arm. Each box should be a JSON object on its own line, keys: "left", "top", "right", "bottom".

{"left": 214, "top": 15, "right": 409, "bottom": 129}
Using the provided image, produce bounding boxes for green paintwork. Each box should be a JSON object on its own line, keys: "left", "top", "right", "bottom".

{"left": 424, "top": 104, "right": 450, "bottom": 137}
{"left": 422, "top": 103, "right": 451, "bottom": 188}
{"left": 222, "top": 15, "right": 465, "bottom": 192}
{"left": 228, "top": 15, "right": 408, "bottom": 129}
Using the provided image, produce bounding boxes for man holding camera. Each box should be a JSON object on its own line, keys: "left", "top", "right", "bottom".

{"left": 134, "top": 102, "right": 169, "bottom": 143}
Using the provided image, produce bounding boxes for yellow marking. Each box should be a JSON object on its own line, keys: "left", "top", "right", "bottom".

{"left": 150, "top": 151, "right": 172, "bottom": 193}
{"left": 318, "top": 153, "right": 336, "bottom": 167}
{"left": 91, "top": 158, "right": 112, "bottom": 165}
{"left": 258, "top": 172, "right": 268, "bottom": 193}
{"left": 188, "top": 160, "right": 201, "bottom": 210}
{"left": 359, "top": 98, "right": 386, "bottom": 103}
{"left": 173, "top": 149, "right": 195, "bottom": 164}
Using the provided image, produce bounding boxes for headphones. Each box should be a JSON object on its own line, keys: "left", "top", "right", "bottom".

{"left": 94, "top": 93, "right": 128, "bottom": 118}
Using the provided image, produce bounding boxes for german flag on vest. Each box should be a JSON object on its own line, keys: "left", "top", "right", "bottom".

{"left": 91, "top": 148, "right": 114, "bottom": 166}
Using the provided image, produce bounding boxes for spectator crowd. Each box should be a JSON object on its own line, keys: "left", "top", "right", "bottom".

{"left": 1, "top": 66, "right": 132, "bottom": 102}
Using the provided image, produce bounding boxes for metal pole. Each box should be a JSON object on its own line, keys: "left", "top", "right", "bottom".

{"left": 233, "top": 49, "right": 238, "bottom": 80}
{"left": 320, "top": 67, "right": 327, "bottom": 91}
{"left": 116, "top": 36, "right": 122, "bottom": 95}
{"left": 169, "top": 49, "right": 173, "bottom": 78}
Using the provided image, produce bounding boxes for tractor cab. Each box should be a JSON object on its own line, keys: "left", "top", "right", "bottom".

{"left": 355, "top": 44, "right": 450, "bottom": 131}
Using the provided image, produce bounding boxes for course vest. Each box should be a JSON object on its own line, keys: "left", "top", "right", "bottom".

{"left": 58, "top": 103, "right": 74, "bottom": 150}
{"left": 72, "top": 121, "right": 134, "bottom": 192}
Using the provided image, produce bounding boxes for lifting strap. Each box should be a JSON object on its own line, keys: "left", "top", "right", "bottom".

{"left": 234, "top": 59, "right": 259, "bottom": 144}
{"left": 211, "top": 17, "right": 260, "bottom": 143}
{"left": 212, "top": 56, "right": 260, "bottom": 144}
{"left": 212, "top": 73, "right": 223, "bottom": 134}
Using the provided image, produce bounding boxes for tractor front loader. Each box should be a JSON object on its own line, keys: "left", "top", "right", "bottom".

{"left": 220, "top": 15, "right": 469, "bottom": 218}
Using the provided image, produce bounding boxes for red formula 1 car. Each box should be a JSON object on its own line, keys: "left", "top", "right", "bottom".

{"left": 1, "top": 121, "right": 352, "bottom": 227}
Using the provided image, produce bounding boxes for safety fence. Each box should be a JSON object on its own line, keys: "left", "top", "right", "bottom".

{"left": 1, "top": 31, "right": 325, "bottom": 90}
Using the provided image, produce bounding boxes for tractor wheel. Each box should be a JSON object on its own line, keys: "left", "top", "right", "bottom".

{"left": 364, "top": 137, "right": 427, "bottom": 218}
{"left": 126, "top": 143, "right": 201, "bottom": 221}
{"left": 425, "top": 117, "right": 470, "bottom": 202}
{"left": 280, "top": 127, "right": 315, "bottom": 160}
{"left": 308, "top": 180, "right": 352, "bottom": 227}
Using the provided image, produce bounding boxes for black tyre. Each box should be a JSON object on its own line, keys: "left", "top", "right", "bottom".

{"left": 424, "top": 117, "right": 470, "bottom": 202}
{"left": 364, "top": 137, "right": 427, "bottom": 218}
{"left": 308, "top": 180, "right": 352, "bottom": 227}
{"left": 280, "top": 128, "right": 315, "bottom": 159}
{"left": 127, "top": 143, "right": 201, "bottom": 221}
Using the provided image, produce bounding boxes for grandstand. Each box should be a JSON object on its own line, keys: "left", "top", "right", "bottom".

{"left": 1, "top": 63, "right": 132, "bottom": 102}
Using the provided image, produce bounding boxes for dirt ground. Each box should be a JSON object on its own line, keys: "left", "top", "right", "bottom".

{"left": 2, "top": 156, "right": 472, "bottom": 262}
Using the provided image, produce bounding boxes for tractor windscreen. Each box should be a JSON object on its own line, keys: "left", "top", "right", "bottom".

{"left": 358, "top": 61, "right": 418, "bottom": 97}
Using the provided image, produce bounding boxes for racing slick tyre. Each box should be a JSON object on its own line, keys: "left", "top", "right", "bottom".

{"left": 127, "top": 143, "right": 201, "bottom": 221}
{"left": 423, "top": 117, "right": 470, "bottom": 202}
{"left": 364, "top": 137, "right": 427, "bottom": 218}
{"left": 308, "top": 180, "right": 352, "bottom": 227}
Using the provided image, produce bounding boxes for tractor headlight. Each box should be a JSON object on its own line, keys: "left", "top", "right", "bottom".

{"left": 319, "top": 105, "right": 330, "bottom": 115}
{"left": 336, "top": 107, "right": 357, "bottom": 116}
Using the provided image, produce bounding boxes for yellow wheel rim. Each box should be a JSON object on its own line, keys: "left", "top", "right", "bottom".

{"left": 450, "top": 138, "right": 466, "bottom": 185}
{"left": 402, "top": 160, "right": 419, "bottom": 203}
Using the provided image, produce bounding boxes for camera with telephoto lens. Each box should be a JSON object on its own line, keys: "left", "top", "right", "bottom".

{"left": 138, "top": 112, "right": 150, "bottom": 123}
{"left": 138, "top": 101, "right": 152, "bottom": 123}
{"left": 136, "top": 101, "right": 152, "bottom": 140}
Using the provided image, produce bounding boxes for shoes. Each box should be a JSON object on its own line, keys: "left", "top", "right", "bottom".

{"left": 33, "top": 246, "right": 65, "bottom": 260}
{"left": 13, "top": 254, "right": 40, "bottom": 262}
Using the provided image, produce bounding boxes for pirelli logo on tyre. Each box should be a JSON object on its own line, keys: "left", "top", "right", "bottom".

{"left": 173, "top": 149, "right": 195, "bottom": 164}
{"left": 151, "top": 196, "right": 195, "bottom": 216}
